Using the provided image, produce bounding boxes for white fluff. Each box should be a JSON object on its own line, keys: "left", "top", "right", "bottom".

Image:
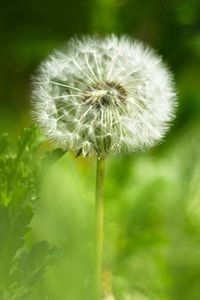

{"left": 32, "top": 35, "right": 177, "bottom": 157}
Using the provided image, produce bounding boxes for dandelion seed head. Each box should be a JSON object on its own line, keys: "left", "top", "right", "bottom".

{"left": 32, "top": 35, "right": 177, "bottom": 157}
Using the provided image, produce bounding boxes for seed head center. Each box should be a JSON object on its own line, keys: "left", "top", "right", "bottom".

{"left": 83, "top": 81, "right": 127, "bottom": 106}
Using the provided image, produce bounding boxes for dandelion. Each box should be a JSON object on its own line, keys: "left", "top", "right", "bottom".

{"left": 32, "top": 35, "right": 176, "bottom": 158}
{"left": 31, "top": 35, "right": 177, "bottom": 300}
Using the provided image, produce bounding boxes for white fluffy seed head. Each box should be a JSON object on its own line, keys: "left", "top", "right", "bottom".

{"left": 31, "top": 35, "right": 177, "bottom": 157}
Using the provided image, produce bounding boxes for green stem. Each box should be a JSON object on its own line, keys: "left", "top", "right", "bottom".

{"left": 95, "top": 157, "right": 106, "bottom": 299}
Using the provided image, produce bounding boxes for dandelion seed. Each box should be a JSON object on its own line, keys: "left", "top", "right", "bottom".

{"left": 32, "top": 35, "right": 177, "bottom": 157}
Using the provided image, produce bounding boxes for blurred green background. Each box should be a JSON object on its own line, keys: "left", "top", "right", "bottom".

{"left": 1, "top": 0, "right": 200, "bottom": 299}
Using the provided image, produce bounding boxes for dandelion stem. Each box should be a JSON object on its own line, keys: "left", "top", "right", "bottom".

{"left": 95, "top": 156, "right": 106, "bottom": 299}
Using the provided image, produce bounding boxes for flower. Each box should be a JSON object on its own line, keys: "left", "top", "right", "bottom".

{"left": 32, "top": 35, "right": 177, "bottom": 157}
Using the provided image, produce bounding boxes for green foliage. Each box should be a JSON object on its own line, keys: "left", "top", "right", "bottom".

{"left": 103, "top": 123, "right": 200, "bottom": 300}
{"left": 0, "top": 122, "right": 200, "bottom": 300}
{"left": 32, "top": 154, "right": 95, "bottom": 300}
{"left": 0, "top": 127, "right": 95, "bottom": 300}
{"left": 0, "top": 127, "right": 57, "bottom": 299}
